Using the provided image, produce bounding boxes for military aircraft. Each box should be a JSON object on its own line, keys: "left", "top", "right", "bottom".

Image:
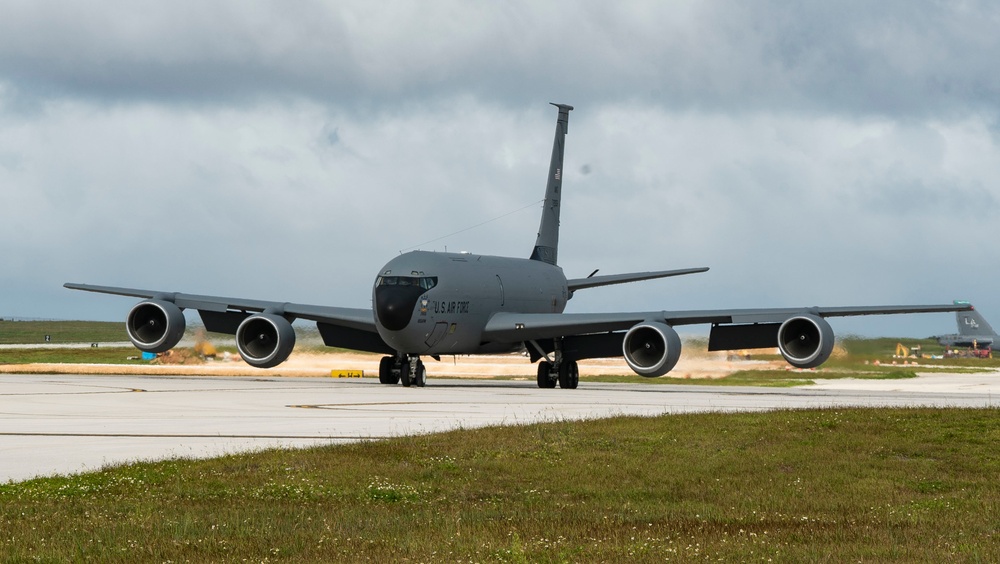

{"left": 935, "top": 302, "right": 996, "bottom": 349}
{"left": 66, "top": 103, "right": 970, "bottom": 389}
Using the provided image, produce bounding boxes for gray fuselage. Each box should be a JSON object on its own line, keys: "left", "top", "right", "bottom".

{"left": 373, "top": 251, "right": 568, "bottom": 355}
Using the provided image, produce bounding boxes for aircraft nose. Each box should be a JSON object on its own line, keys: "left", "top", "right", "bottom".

{"left": 375, "top": 285, "right": 424, "bottom": 331}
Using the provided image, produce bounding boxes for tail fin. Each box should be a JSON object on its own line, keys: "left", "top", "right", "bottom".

{"left": 530, "top": 103, "right": 573, "bottom": 265}
{"left": 955, "top": 302, "right": 997, "bottom": 337}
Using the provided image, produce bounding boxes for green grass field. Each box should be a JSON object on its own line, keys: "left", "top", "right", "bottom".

{"left": 0, "top": 320, "right": 127, "bottom": 344}
{"left": 0, "top": 347, "right": 146, "bottom": 365}
{"left": 1, "top": 408, "right": 997, "bottom": 561}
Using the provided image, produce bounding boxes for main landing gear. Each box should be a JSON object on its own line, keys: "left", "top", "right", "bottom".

{"left": 530, "top": 338, "right": 579, "bottom": 389}
{"left": 378, "top": 354, "right": 427, "bottom": 387}
{"left": 377, "top": 350, "right": 579, "bottom": 389}
{"left": 536, "top": 359, "right": 579, "bottom": 389}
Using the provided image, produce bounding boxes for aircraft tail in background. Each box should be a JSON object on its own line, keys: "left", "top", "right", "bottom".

{"left": 530, "top": 103, "right": 573, "bottom": 266}
{"left": 956, "top": 301, "right": 998, "bottom": 338}
{"left": 935, "top": 301, "right": 997, "bottom": 348}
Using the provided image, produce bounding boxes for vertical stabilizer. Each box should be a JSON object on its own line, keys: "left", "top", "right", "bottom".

{"left": 956, "top": 303, "right": 998, "bottom": 337}
{"left": 530, "top": 103, "right": 573, "bottom": 265}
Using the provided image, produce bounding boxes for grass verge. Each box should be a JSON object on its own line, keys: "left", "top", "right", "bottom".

{"left": 1, "top": 407, "right": 997, "bottom": 561}
{"left": 0, "top": 320, "right": 127, "bottom": 344}
{"left": 0, "top": 347, "right": 146, "bottom": 365}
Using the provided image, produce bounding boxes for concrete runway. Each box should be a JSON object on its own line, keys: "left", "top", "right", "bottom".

{"left": 2, "top": 372, "right": 998, "bottom": 483}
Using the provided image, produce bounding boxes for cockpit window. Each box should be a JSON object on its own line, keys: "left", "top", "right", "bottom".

{"left": 377, "top": 275, "right": 437, "bottom": 290}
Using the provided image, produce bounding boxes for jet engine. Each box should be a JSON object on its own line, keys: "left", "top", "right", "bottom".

{"left": 622, "top": 321, "right": 682, "bottom": 377}
{"left": 126, "top": 300, "right": 185, "bottom": 353}
{"left": 235, "top": 314, "right": 296, "bottom": 369}
{"left": 777, "top": 314, "right": 834, "bottom": 369}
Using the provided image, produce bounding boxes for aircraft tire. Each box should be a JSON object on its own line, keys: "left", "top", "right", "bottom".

{"left": 401, "top": 363, "right": 412, "bottom": 387}
{"left": 415, "top": 360, "right": 427, "bottom": 387}
{"left": 558, "top": 361, "right": 579, "bottom": 389}
{"left": 379, "top": 356, "right": 399, "bottom": 385}
{"left": 537, "top": 361, "right": 556, "bottom": 388}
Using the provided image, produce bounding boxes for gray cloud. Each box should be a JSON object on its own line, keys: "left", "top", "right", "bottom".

{"left": 1, "top": 2, "right": 998, "bottom": 117}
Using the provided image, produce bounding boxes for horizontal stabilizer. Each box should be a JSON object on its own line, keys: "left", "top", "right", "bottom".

{"left": 567, "top": 267, "right": 709, "bottom": 292}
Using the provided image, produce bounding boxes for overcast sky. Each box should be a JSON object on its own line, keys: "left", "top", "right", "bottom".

{"left": 1, "top": 1, "right": 998, "bottom": 338}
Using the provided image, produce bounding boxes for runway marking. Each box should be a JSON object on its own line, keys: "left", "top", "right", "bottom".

{"left": 0, "top": 389, "right": 148, "bottom": 396}
{"left": 289, "top": 402, "right": 434, "bottom": 409}
{"left": 288, "top": 402, "right": 493, "bottom": 414}
{"left": 0, "top": 385, "right": 348, "bottom": 397}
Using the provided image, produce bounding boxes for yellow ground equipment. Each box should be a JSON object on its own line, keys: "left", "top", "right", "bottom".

{"left": 894, "top": 343, "right": 922, "bottom": 359}
{"left": 194, "top": 340, "right": 217, "bottom": 358}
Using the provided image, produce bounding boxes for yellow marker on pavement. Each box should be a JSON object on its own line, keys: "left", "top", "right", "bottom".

{"left": 330, "top": 370, "right": 364, "bottom": 378}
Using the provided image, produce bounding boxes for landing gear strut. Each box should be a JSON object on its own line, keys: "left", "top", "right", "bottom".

{"left": 378, "top": 354, "right": 426, "bottom": 387}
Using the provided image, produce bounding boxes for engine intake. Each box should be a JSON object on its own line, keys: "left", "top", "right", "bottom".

{"left": 777, "top": 314, "right": 834, "bottom": 369}
{"left": 126, "top": 300, "right": 185, "bottom": 353}
{"left": 622, "top": 321, "right": 682, "bottom": 377}
{"left": 236, "top": 314, "right": 296, "bottom": 369}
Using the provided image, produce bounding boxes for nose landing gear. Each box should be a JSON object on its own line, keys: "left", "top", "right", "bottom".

{"left": 378, "top": 354, "right": 427, "bottom": 387}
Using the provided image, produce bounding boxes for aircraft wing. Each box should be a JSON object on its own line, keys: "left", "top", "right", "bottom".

{"left": 63, "top": 283, "right": 376, "bottom": 331}
{"left": 481, "top": 303, "right": 971, "bottom": 343}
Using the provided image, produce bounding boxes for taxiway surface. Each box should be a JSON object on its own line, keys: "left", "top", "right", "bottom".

{"left": 2, "top": 372, "right": 998, "bottom": 483}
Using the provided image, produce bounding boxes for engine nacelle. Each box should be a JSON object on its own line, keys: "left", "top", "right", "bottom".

{"left": 235, "top": 314, "right": 296, "bottom": 369}
{"left": 622, "top": 321, "right": 682, "bottom": 377}
{"left": 777, "top": 314, "right": 835, "bottom": 369}
{"left": 126, "top": 300, "right": 185, "bottom": 353}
